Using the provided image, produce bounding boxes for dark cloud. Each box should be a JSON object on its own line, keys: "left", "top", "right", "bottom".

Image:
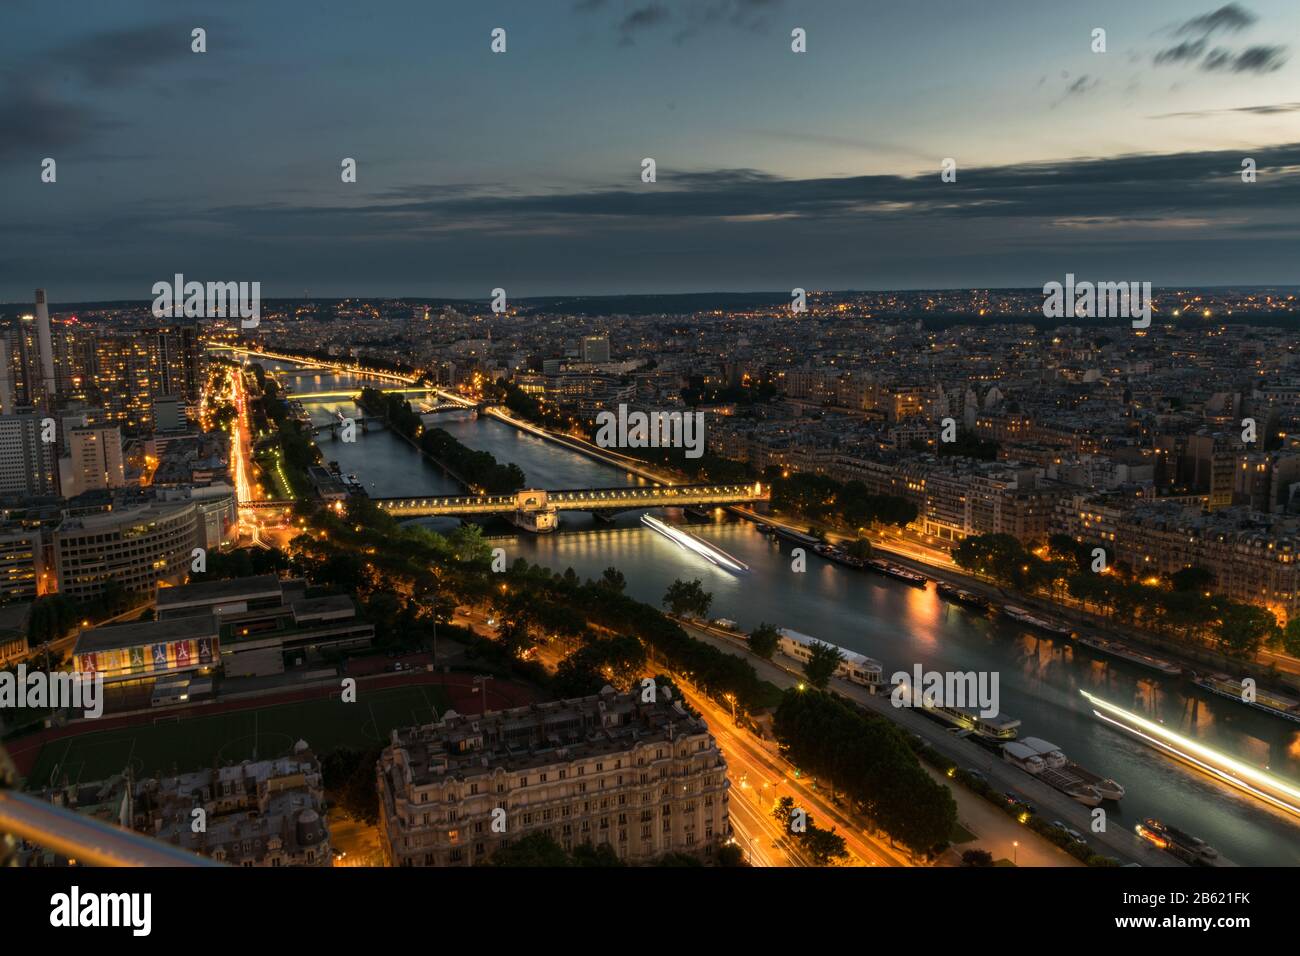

{"left": 620, "top": 4, "right": 669, "bottom": 33}
{"left": 1173, "top": 3, "right": 1256, "bottom": 36}
{"left": 1063, "top": 75, "right": 1099, "bottom": 96}
{"left": 1154, "top": 38, "right": 1207, "bottom": 65}
{"left": 587, "top": 0, "right": 784, "bottom": 44}
{"left": 51, "top": 21, "right": 223, "bottom": 89}
{"left": 10, "top": 145, "right": 1300, "bottom": 298}
{"left": 1153, "top": 4, "right": 1286, "bottom": 73}
{"left": 154, "top": 143, "right": 1300, "bottom": 237}
{"left": 1202, "top": 44, "right": 1288, "bottom": 73}
{"left": 1151, "top": 101, "right": 1300, "bottom": 118}
{"left": 0, "top": 80, "right": 120, "bottom": 160}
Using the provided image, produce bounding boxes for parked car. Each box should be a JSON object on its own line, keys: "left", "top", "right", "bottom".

{"left": 1002, "top": 791, "right": 1036, "bottom": 814}
{"left": 1050, "top": 821, "right": 1087, "bottom": 845}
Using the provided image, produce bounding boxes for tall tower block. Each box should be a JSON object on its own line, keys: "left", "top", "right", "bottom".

{"left": 34, "top": 288, "right": 56, "bottom": 404}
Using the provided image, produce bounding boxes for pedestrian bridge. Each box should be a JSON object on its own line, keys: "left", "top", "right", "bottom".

{"left": 372, "top": 482, "right": 768, "bottom": 519}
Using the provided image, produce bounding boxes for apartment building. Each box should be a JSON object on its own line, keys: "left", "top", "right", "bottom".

{"left": 377, "top": 686, "right": 730, "bottom": 866}
{"left": 135, "top": 743, "right": 330, "bottom": 866}
{"left": 1112, "top": 504, "right": 1300, "bottom": 623}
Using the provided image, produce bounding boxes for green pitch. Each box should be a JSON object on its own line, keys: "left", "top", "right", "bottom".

{"left": 26, "top": 684, "right": 449, "bottom": 788}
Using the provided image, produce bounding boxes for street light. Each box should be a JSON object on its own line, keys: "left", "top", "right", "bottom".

{"left": 1013, "top": 840, "right": 1019, "bottom": 865}
{"left": 473, "top": 674, "right": 494, "bottom": 716}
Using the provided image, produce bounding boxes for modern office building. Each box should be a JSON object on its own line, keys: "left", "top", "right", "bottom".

{"left": 377, "top": 686, "right": 730, "bottom": 866}
{"left": 0, "top": 411, "right": 57, "bottom": 496}
{"left": 92, "top": 324, "right": 201, "bottom": 433}
{"left": 0, "top": 527, "right": 42, "bottom": 603}
{"left": 72, "top": 613, "right": 221, "bottom": 684}
{"left": 157, "top": 574, "right": 376, "bottom": 677}
{"left": 58, "top": 425, "right": 126, "bottom": 498}
{"left": 52, "top": 497, "right": 203, "bottom": 599}
{"left": 581, "top": 334, "right": 611, "bottom": 364}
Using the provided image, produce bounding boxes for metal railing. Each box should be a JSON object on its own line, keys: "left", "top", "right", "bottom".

{"left": 0, "top": 744, "right": 219, "bottom": 867}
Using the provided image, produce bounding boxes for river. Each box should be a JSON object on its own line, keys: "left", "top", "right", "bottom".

{"left": 264, "top": 357, "right": 1300, "bottom": 865}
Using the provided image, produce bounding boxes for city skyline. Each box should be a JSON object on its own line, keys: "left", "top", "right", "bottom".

{"left": 4, "top": 0, "right": 1300, "bottom": 300}
{"left": 4, "top": 0, "right": 1300, "bottom": 904}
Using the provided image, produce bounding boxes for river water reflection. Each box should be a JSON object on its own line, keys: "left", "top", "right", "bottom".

{"left": 268, "top": 359, "right": 1300, "bottom": 864}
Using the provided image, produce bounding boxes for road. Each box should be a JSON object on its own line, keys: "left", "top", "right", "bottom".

{"left": 675, "top": 673, "right": 912, "bottom": 867}
{"left": 678, "top": 620, "right": 1193, "bottom": 868}
{"left": 454, "top": 604, "right": 906, "bottom": 866}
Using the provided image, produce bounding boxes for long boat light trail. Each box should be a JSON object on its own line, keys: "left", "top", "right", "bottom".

{"left": 1080, "top": 690, "right": 1300, "bottom": 820}
{"left": 641, "top": 514, "right": 749, "bottom": 574}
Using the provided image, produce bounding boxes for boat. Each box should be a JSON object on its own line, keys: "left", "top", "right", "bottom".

{"left": 1001, "top": 605, "right": 1074, "bottom": 638}
{"left": 775, "top": 629, "right": 883, "bottom": 688}
{"left": 898, "top": 683, "right": 1020, "bottom": 740}
{"left": 1001, "top": 741, "right": 1046, "bottom": 773}
{"left": 936, "top": 582, "right": 991, "bottom": 611}
{"left": 1018, "top": 736, "right": 1067, "bottom": 769}
{"left": 641, "top": 514, "right": 748, "bottom": 573}
{"left": 1081, "top": 689, "right": 1300, "bottom": 820}
{"left": 1138, "top": 818, "right": 1219, "bottom": 865}
{"left": 1064, "top": 761, "right": 1126, "bottom": 800}
{"left": 771, "top": 526, "right": 822, "bottom": 547}
{"left": 1075, "top": 635, "right": 1182, "bottom": 676}
{"left": 1001, "top": 736, "right": 1125, "bottom": 804}
{"left": 867, "top": 559, "right": 928, "bottom": 588}
{"left": 1059, "top": 781, "right": 1104, "bottom": 807}
{"left": 1192, "top": 673, "right": 1300, "bottom": 724}
{"left": 813, "top": 542, "right": 866, "bottom": 570}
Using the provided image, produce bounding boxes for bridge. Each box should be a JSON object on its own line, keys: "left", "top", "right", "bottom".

{"left": 372, "top": 483, "right": 768, "bottom": 532}
{"left": 288, "top": 387, "right": 441, "bottom": 401}
{"left": 312, "top": 415, "right": 388, "bottom": 436}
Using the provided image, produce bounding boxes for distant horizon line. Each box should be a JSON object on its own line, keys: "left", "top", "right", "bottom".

{"left": 4, "top": 283, "right": 1300, "bottom": 311}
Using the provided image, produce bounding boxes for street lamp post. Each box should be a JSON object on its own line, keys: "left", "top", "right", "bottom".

{"left": 473, "top": 674, "right": 494, "bottom": 716}
{"left": 1013, "top": 840, "right": 1019, "bottom": 865}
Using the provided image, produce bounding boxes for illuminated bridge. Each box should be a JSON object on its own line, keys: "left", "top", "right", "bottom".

{"left": 373, "top": 483, "right": 768, "bottom": 532}
{"left": 287, "top": 387, "right": 442, "bottom": 401}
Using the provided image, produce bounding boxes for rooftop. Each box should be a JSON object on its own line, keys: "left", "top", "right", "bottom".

{"left": 388, "top": 687, "right": 713, "bottom": 783}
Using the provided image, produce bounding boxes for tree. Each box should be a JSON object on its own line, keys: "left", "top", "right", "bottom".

{"left": 319, "top": 747, "right": 383, "bottom": 825}
{"left": 771, "top": 795, "right": 801, "bottom": 831}
{"left": 843, "top": 538, "right": 873, "bottom": 561}
{"left": 747, "top": 622, "right": 780, "bottom": 660}
{"left": 1216, "top": 603, "right": 1277, "bottom": 659}
{"left": 961, "top": 849, "right": 995, "bottom": 867}
{"left": 773, "top": 688, "right": 957, "bottom": 854}
{"left": 803, "top": 640, "right": 844, "bottom": 689}
{"left": 715, "top": 843, "right": 746, "bottom": 867}
{"left": 1281, "top": 618, "right": 1300, "bottom": 657}
{"left": 1170, "top": 566, "right": 1214, "bottom": 593}
{"left": 488, "top": 832, "right": 571, "bottom": 867}
{"left": 598, "top": 567, "right": 627, "bottom": 593}
{"left": 801, "top": 824, "right": 849, "bottom": 865}
{"left": 571, "top": 841, "right": 626, "bottom": 867}
{"left": 662, "top": 578, "right": 713, "bottom": 619}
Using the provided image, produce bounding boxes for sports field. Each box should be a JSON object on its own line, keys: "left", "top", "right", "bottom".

{"left": 26, "top": 684, "right": 449, "bottom": 789}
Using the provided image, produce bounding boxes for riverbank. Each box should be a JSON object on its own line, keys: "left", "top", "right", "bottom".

{"left": 738, "top": 506, "right": 1300, "bottom": 696}
{"left": 673, "top": 618, "right": 1189, "bottom": 868}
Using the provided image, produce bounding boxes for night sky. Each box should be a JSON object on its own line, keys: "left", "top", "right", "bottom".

{"left": 3, "top": 0, "right": 1298, "bottom": 302}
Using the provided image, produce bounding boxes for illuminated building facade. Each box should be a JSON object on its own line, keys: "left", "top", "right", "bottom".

{"left": 377, "top": 687, "right": 730, "bottom": 866}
